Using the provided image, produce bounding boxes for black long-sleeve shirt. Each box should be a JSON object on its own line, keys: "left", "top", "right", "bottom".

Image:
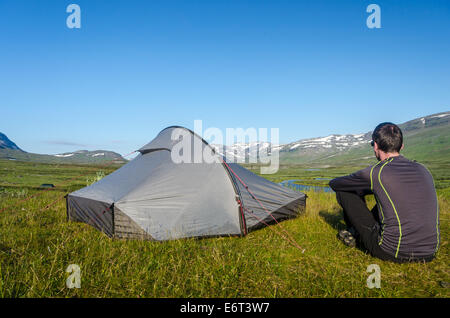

{"left": 329, "top": 156, "right": 440, "bottom": 259}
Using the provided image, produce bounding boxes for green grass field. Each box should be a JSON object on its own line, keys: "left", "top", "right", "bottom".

{"left": 0, "top": 159, "right": 448, "bottom": 297}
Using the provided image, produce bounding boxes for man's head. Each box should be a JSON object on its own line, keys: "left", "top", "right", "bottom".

{"left": 371, "top": 122, "right": 404, "bottom": 161}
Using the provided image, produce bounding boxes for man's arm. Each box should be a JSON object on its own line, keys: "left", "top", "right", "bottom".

{"left": 329, "top": 166, "right": 372, "bottom": 195}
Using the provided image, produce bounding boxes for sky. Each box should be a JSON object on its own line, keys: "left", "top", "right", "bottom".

{"left": 0, "top": 0, "right": 449, "bottom": 155}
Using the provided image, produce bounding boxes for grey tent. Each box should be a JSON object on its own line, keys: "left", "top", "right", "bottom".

{"left": 66, "top": 126, "right": 306, "bottom": 240}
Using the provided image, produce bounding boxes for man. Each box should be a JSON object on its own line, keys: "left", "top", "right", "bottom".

{"left": 329, "top": 122, "right": 440, "bottom": 263}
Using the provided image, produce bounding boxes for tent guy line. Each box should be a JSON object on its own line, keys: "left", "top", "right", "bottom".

{"left": 222, "top": 159, "right": 306, "bottom": 253}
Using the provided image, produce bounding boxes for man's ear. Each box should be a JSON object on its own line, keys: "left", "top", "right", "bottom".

{"left": 400, "top": 144, "right": 404, "bottom": 151}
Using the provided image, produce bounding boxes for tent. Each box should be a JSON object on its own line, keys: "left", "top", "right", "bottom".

{"left": 66, "top": 126, "right": 306, "bottom": 240}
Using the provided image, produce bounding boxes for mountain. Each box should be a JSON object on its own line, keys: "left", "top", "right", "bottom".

{"left": 2, "top": 111, "right": 448, "bottom": 165}
{"left": 211, "top": 142, "right": 273, "bottom": 162}
{"left": 278, "top": 132, "right": 372, "bottom": 163}
{"left": 50, "top": 150, "right": 126, "bottom": 164}
{"left": 211, "top": 133, "right": 373, "bottom": 163}
{"left": 0, "top": 132, "right": 22, "bottom": 151}
{"left": 393, "top": 112, "right": 450, "bottom": 164}
{"left": 0, "top": 133, "right": 126, "bottom": 164}
{"left": 0, "top": 148, "right": 127, "bottom": 164}
{"left": 212, "top": 111, "right": 450, "bottom": 164}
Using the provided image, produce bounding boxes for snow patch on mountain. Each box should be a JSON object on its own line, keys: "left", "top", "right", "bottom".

{"left": 430, "top": 113, "right": 449, "bottom": 119}
{"left": 54, "top": 153, "right": 74, "bottom": 157}
{"left": 210, "top": 132, "right": 371, "bottom": 162}
{"left": 282, "top": 134, "right": 370, "bottom": 152}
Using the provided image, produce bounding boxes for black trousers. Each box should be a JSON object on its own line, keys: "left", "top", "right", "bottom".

{"left": 335, "top": 191, "right": 434, "bottom": 263}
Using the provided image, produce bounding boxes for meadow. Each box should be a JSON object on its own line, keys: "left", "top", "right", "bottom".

{"left": 0, "top": 159, "right": 448, "bottom": 297}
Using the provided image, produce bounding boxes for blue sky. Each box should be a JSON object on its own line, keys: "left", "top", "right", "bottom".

{"left": 0, "top": 0, "right": 449, "bottom": 155}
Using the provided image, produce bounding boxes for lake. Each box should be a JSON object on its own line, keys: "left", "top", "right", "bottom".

{"left": 279, "top": 179, "right": 334, "bottom": 193}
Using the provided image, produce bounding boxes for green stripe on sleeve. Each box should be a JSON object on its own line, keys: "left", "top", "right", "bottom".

{"left": 370, "top": 161, "right": 383, "bottom": 191}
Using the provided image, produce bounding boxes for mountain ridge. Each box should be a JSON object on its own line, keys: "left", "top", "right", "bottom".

{"left": 1, "top": 110, "right": 449, "bottom": 165}
{"left": 0, "top": 134, "right": 126, "bottom": 164}
{"left": 0, "top": 132, "right": 22, "bottom": 151}
{"left": 0, "top": 148, "right": 127, "bottom": 164}
{"left": 211, "top": 111, "right": 449, "bottom": 164}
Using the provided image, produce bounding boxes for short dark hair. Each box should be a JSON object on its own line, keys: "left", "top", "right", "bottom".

{"left": 372, "top": 122, "right": 403, "bottom": 153}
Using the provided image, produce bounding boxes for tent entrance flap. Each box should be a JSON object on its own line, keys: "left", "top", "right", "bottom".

{"left": 67, "top": 195, "right": 114, "bottom": 237}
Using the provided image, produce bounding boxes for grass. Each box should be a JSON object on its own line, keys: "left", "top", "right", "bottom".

{"left": 0, "top": 159, "right": 448, "bottom": 298}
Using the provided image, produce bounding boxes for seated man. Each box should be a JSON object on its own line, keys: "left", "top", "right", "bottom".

{"left": 329, "top": 122, "right": 440, "bottom": 263}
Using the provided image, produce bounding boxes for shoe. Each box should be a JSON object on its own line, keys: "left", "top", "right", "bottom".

{"left": 337, "top": 229, "right": 356, "bottom": 248}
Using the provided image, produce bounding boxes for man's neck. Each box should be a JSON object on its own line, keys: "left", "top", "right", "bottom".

{"left": 379, "top": 152, "right": 400, "bottom": 161}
